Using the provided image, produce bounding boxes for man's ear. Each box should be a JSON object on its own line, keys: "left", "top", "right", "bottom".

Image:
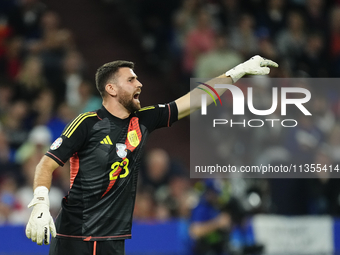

{"left": 105, "top": 83, "right": 117, "bottom": 97}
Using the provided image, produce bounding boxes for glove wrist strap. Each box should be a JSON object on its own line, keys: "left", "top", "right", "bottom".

{"left": 225, "top": 64, "right": 245, "bottom": 83}
{"left": 28, "top": 186, "right": 50, "bottom": 208}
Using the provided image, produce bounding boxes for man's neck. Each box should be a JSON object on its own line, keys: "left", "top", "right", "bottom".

{"left": 102, "top": 99, "right": 131, "bottom": 119}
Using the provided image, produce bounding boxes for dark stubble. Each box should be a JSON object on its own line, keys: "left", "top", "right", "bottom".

{"left": 117, "top": 87, "right": 141, "bottom": 113}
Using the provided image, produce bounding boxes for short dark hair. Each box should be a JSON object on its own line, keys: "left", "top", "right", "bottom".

{"left": 95, "top": 60, "right": 134, "bottom": 97}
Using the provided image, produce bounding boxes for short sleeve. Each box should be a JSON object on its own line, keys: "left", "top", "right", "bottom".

{"left": 45, "top": 112, "right": 97, "bottom": 166}
{"left": 136, "top": 101, "right": 178, "bottom": 133}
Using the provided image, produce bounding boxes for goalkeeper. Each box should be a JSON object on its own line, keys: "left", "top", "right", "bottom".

{"left": 26, "top": 56, "right": 277, "bottom": 255}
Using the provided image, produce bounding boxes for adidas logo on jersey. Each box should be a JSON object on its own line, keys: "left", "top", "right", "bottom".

{"left": 100, "top": 135, "right": 113, "bottom": 145}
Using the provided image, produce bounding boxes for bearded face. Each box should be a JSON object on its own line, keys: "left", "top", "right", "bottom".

{"left": 109, "top": 67, "right": 142, "bottom": 114}
{"left": 116, "top": 85, "right": 141, "bottom": 113}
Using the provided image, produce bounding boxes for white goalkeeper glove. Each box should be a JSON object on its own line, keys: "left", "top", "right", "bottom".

{"left": 225, "top": 55, "right": 279, "bottom": 83}
{"left": 25, "top": 186, "right": 56, "bottom": 245}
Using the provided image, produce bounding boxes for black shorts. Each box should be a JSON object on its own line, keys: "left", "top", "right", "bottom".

{"left": 49, "top": 237, "right": 125, "bottom": 255}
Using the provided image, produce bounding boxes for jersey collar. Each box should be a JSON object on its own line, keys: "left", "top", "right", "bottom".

{"left": 99, "top": 105, "right": 131, "bottom": 125}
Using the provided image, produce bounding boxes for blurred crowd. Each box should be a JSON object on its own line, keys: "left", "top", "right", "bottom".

{"left": 129, "top": 0, "right": 339, "bottom": 80}
{"left": 119, "top": 0, "right": 340, "bottom": 216}
{"left": 1, "top": 0, "right": 340, "bottom": 253}
{"left": 124, "top": 0, "right": 340, "bottom": 253}
{"left": 0, "top": 0, "right": 103, "bottom": 224}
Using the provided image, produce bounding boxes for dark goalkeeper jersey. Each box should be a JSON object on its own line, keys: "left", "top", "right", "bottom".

{"left": 46, "top": 103, "right": 178, "bottom": 241}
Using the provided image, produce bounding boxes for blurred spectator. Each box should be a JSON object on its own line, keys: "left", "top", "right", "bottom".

{"left": 190, "top": 179, "right": 231, "bottom": 255}
{"left": 0, "top": 10, "right": 14, "bottom": 58}
{"left": 195, "top": 33, "right": 243, "bottom": 78}
{"left": 330, "top": 6, "right": 340, "bottom": 76}
{"left": 217, "top": 0, "right": 242, "bottom": 32}
{"left": 304, "top": 0, "right": 327, "bottom": 32}
{"left": 0, "top": 127, "right": 11, "bottom": 165}
{"left": 310, "top": 93, "right": 335, "bottom": 134}
{"left": 327, "top": 124, "right": 340, "bottom": 162}
{"left": 76, "top": 80, "right": 102, "bottom": 114}
{"left": 285, "top": 114, "right": 324, "bottom": 164}
{"left": 182, "top": 9, "right": 215, "bottom": 78}
{"left": 258, "top": 37, "right": 279, "bottom": 61}
{"left": 138, "top": 148, "right": 189, "bottom": 220}
{"left": 46, "top": 103, "right": 75, "bottom": 142}
{"left": 14, "top": 125, "right": 51, "bottom": 164}
{"left": 0, "top": 79, "right": 14, "bottom": 116}
{"left": 330, "top": 6, "right": 340, "bottom": 56}
{"left": 155, "top": 203, "right": 172, "bottom": 221}
{"left": 169, "top": 177, "right": 194, "bottom": 218}
{"left": 0, "top": 36, "right": 23, "bottom": 80}
{"left": 141, "top": 148, "right": 184, "bottom": 191}
{"left": 31, "top": 10, "right": 74, "bottom": 54}
{"left": 277, "top": 10, "right": 306, "bottom": 73}
{"left": 269, "top": 177, "right": 310, "bottom": 215}
{"left": 7, "top": 0, "right": 46, "bottom": 39}
{"left": 230, "top": 13, "right": 258, "bottom": 59}
{"left": 29, "top": 90, "right": 73, "bottom": 149}
{"left": 133, "top": 187, "right": 157, "bottom": 221}
{"left": 36, "top": 11, "right": 75, "bottom": 101}
{"left": 1, "top": 100, "right": 29, "bottom": 150}
{"left": 142, "top": 148, "right": 171, "bottom": 190}
{"left": 256, "top": 0, "right": 286, "bottom": 39}
{"left": 296, "top": 32, "right": 328, "bottom": 77}
{"left": 15, "top": 54, "right": 47, "bottom": 102}
{"left": 63, "top": 50, "right": 85, "bottom": 109}
{"left": 307, "top": 147, "right": 340, "bottom": 215}
{"left": 173, "top": 0, "right": 200, "bottom": 51}
{"left": 137, "top": 0, "right": 178, "bottom": 69}
{"left": 0, "top": 128, "right": 22, "bottom": 180}
{"left": 30, "top": 89, "right": 55, "bottom": 126}
{"left": 248, "top": 76, "right": 285, "bottom": 159}
{"left": 155, "top": 176, "right": 193, "bottom": 218}
{"left": 0, "top": 175, "right": 19, "bottom": 224}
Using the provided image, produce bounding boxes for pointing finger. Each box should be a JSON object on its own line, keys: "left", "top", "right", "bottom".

{"left": 260, "top": 60, "right": 279, "bottom": 68}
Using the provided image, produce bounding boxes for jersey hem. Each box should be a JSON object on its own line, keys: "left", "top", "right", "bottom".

{"left": 56, "top": 233, "right": 132, "bottom": 241}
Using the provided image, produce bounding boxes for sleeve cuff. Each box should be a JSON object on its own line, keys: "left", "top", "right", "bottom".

{"left": 167, "top": 101, "right": 178, "bottom": 127}
{"left": 45, "top": 151, "right": 65, "bottom": 166}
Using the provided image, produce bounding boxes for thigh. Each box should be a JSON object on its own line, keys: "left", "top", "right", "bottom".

{"left": 49, "top": 237, "right": 93, "bottom": 255}
{"left": 96, "top": 240, "right": 125, "bottom": 255}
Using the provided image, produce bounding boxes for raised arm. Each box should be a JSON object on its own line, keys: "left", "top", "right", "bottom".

{"left": 175, "top": 55, "right": 278, "bottom": 120}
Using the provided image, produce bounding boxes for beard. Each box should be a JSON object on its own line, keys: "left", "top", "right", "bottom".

{"left": 117, "top": 89, "right": 141, "bottom": 113}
